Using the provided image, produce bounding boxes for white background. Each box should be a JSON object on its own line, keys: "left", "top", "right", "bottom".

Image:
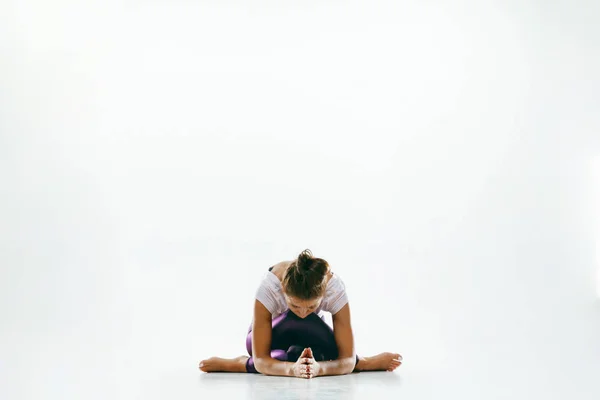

{"left": 1, "top": 1, "right": 599, "bottom": 399}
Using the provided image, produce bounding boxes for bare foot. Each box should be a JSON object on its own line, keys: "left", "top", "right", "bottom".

{"left": 356, "top": 352, "right": 402, "bottom": 372}
{"left": 199, "top": 355, "right": 250, "bottom": 373}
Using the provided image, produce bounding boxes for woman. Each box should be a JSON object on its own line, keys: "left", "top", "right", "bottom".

{"left": 199, "top": 249, "right": 402, "bottom": 378}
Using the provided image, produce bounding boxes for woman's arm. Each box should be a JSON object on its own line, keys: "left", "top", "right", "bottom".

{"left": 251, "top": 300, "right": 294, "bottom": 376}
{"left": 317, "top": 303, "right": 356, "bottom": 376}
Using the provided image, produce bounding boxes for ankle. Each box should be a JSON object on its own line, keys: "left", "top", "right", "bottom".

{"left": 355, "top": 356, "right": 370, "bottom": 371}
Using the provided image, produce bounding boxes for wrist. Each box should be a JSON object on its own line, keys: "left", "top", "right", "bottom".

{"left": 317, "top": 361, "right": 325, "bottom": 377}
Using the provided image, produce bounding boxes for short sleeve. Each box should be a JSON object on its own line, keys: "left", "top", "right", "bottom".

{"left": 255, "top": 278, "right": 278, "bottom": 314}
{"left": 324, "top": 275, "right": 349, "bottom": 315}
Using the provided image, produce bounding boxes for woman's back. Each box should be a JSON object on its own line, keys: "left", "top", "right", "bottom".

{"left": 255, "top": 260, "right": 348, "bottom": 320}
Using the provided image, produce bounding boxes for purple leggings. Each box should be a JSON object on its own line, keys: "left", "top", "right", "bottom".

{"left": 245, "top": 309, "right": 359, "bottom": 373}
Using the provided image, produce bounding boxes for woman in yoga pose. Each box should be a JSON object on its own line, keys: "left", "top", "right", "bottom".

{"left": 198, "top": 249, "right": 402, "bottom": 378}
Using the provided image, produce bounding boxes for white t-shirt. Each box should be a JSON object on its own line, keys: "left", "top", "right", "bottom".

{"left": 254, "top": 270, "right": 349, "bottom": 320}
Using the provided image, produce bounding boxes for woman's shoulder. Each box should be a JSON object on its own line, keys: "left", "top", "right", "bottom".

{"left": 255, "top": 263, "right": 289, "bottom": 315}
{"left": 326, "top": 273, "right": 346, "bottom": 293}
{"left": 268, "top": 260, "right": 294, "bottom": 281}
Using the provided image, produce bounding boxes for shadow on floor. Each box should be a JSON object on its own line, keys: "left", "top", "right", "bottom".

{"left": 198, "top": 371, "right": 403, "bottom": 400}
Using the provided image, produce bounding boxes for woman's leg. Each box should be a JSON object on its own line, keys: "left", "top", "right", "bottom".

{"left": 198, "top": 355, "right": 250, "bottom": 373}
{"left": 200, "top": 309, "right": 402, "bottom": 373}
{"left": 245, "top": 349, "right": 288, "bottom": 374}
{"left": 354, "top": 353, "right": 403, "bottom": 372}
{"left": 245, "top": 310, "right": 354, "bottom": 372}
{"left": 198, "top": 316, "right": 281, "bottom": 373}
{"left": 270, "top": 310, "right": 339, "bottom": 361}
{"left": 259, "top": 311, "right": 402, "bottom": 373}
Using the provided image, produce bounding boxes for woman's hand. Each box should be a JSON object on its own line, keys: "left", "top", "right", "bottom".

{"left": 291, "top": 348, "right": 321, "bottom": 379}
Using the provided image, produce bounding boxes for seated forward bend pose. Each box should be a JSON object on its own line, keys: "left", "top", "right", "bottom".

{"left": 199, "top": 249, "right": 403, "bottom": 378}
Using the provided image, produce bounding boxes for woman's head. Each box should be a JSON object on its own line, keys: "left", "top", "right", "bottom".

{"left": 282, "top": 249, "right": 329, "bottom": 317}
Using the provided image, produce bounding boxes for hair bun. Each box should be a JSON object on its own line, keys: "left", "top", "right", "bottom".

{"left": 296, "top": 249, "right": 314, "bottom": 273}
{"left": 283, "top": 249, "right": 329, "bottom": 300}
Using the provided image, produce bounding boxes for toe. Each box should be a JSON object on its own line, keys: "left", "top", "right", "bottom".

{"left": 199, "top": 360, "right": 211, "bottom": 372}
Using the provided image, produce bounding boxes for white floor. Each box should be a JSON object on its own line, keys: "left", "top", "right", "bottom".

{"left": 3, "top": 301, "right": 600, "bottom": 400}
{"left": 198, "top": 372, "right": 405, "bottom": 400}
{"left": 5, "top": 261, "right": 599, "bottom": 400}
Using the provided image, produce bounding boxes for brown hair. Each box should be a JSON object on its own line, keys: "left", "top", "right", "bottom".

{"left": 282, "top": 249, "right": 329, "bottom": 300}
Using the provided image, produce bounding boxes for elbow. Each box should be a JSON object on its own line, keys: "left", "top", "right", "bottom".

{"left": 253, "top": 357, "right": 267, "bottom": 374}
{"left": 345, "top": 355, "right": 358, "bottom": 374}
